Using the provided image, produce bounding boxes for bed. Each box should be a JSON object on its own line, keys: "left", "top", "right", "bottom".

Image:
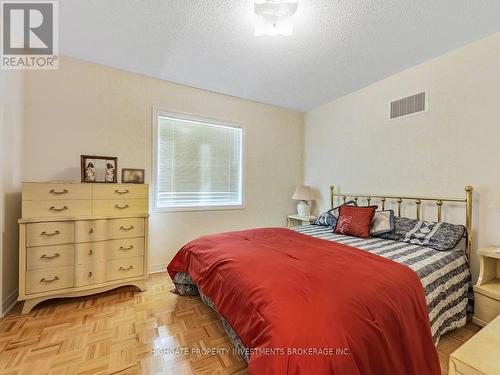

{"left": 167, "top": 185, "right": 474, "bottom": 374}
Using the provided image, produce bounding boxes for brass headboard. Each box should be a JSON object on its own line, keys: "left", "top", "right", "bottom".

{"left": 330, "top": 185, "right": 473, "bottom": 261}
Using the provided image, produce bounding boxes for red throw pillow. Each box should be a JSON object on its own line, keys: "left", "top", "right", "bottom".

{"left": 335, "top": 205, "right": 377, "bottom": 238}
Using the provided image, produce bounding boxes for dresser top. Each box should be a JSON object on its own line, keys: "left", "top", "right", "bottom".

{"left": 451, "top": 314, "right": 500, "bottom": 374}
{"left": 23, "top": 182, "right": 149, "bottom": 186}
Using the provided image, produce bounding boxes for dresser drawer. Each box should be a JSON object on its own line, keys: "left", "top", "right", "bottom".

{"left": 107, "top": 218, "right": 145, "bottom": 239}
{"left": 93, "top": 184, "right": 148, "bottom": 200}
{"left": 74, "top": 262, "right": 106, "bottom": 287}
{"left": 106, "top": 256, "right": 144, "bottom": 281}
{"left": 27, "top": 222, "right": 74, "bottom": 247}
{"left": 92, "top": 199, "right": 148, "bottom": 217}
{"left": 27, "top": 244, "right": 74, "bottom": 270}
{"left": 75, "top": 241, "right": 106, "bottom": 265}
{"left": 23, "top": 183, "right": 92, "bottom": 201}
{"left": 26, "top": 266, "right": 73, "bottom": 294}
{"left": 474, "top": 291, "right": 500, "bottom": 324}
{"left": 75, "top": 220, "right": 108, "bottom": 243}
{"left": 23, "top": 200, "right": 92, "bottom": 219}
{"left": 106, "top": 238, "right": 144, "bottom": 260}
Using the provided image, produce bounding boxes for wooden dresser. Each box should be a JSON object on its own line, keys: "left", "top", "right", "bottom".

{"left": 18, "top": 182, "right": 149, "bottom": 313}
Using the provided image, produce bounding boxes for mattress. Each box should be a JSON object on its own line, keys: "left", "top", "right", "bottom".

{"left": 294, "top": 224, "right": 472, "bottom": 341}
{"left": 173, "top": 224, "right": 471, "bottom": 359}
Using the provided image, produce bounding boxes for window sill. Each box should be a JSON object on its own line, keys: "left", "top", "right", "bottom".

{"left": 152, "top": 204, "right": 245, "bottom": 213}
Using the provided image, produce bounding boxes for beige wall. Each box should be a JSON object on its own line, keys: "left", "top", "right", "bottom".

{"left": 0, "top": 70, "right": 23, "bottom": 315}
{"left": 304, "top": 32, "right": 500, "bottom": 281}
{"left": 23, "top": 57, "right": 304, "bottom": 270}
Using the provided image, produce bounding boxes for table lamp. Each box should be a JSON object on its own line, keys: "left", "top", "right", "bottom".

{"left": 292, "top": 185, "right": 313, "bottom": 217}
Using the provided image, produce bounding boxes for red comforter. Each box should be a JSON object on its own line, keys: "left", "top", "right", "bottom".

{"left": 167, "top": 228, "right": 440, "bottom": 375}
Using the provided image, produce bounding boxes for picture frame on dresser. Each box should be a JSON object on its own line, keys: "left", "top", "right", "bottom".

{"left": 18, "top": 182, "right": 149, "bottom": 314}
{"left": 121, "top": 168, "right": 145, "bottom": 184}
{"left": 80, "top": 155, "right": 118, "bottom": 183}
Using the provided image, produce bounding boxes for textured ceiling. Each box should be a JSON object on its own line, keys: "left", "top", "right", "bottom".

{"left": 60, "top": 0, "right": 500, "bottom": 112}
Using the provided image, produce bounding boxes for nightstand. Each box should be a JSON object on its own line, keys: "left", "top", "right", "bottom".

{"left": 287, "top": 214, "right": 316, "bottom": 228}
{"left": 473, "top": 246, "right": 500, "bottom": 327}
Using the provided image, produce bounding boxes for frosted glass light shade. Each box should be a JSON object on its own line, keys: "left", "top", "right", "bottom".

{"left": 254, "top": 1, "right": 299, "bottom": 36}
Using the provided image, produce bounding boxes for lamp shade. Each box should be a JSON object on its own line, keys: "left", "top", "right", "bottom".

{"left": 292, "top": 185, "right": 312, "bottom": 201}
{"left": 254, "top": 1, "right": 299, "bottom": 36}
{"left": 490, "top": 193, "right": 500, "bottom": 208}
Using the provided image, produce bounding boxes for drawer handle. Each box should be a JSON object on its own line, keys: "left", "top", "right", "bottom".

{"left": 40, "top": 253, "right": 60, "bottom": 259}
{"left": 88, "top": 249, "right": 93, "bottom": 255}
{"left": 119, "top": 225, "right": 134, "bottom": 231}
{"left": 49, "top": 205, "right": 68, "bottom": 212}
{"left": 114, "top": 204, "right": 129, "bottom": 210}
{"left": 119, "top": 265, "right": 134, "bottom": 271}
{"left": 41, "top": 230, "right": 60, "bottom": 236}
{"left": 115, "top": 189, "right": 130, "bottom": 194}
{"left": 119, "top": 245, "right": 134, "bottom": 251}
{"left": 89, "top": 228, "right": 94, "bottom": 234}
{"left": 40, "top": 276, "right": 59, "bottom": 283}
{"left": 88, "top": 272, "right": 93, "bottom": 277}
{"left": 49, "top": 189, "right": 68, "bottom": 195}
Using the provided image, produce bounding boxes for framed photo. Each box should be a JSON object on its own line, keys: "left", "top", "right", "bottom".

{"left": 81, "top": 155, "right": 118, "bottom": 183}
{"left": 121, "top": 168, "right": 145, "bottom": 184}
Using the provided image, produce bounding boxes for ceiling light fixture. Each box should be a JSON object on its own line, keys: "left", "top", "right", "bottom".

{"left": 254, "top": 0, "right": 299, "bottom": 37}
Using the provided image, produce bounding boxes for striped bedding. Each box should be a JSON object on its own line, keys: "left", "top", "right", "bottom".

{"left": 174, "top": 224, "right": 471, "bottom": 352}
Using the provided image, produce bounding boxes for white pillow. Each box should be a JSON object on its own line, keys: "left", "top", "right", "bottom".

{"left": 370, "top": 210, "right": 395, "bottom": 236}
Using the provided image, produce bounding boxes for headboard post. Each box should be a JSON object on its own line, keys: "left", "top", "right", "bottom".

{"left": 330, "top": 185, "right": 335, "bottom": 210}
{"left": 465, "top": 186, "right": 473, "bottom": 262}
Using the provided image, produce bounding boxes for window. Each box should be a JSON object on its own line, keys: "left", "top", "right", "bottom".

{"left": 153, "top": 111, "right": 243, "bottom": 211}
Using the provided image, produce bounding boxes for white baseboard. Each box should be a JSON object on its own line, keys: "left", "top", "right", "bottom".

{"left": 2, "top": 288, "right": 19, "bottom": 317}
{"left": 149, "top": 263, "right": 167, "bottom": 274}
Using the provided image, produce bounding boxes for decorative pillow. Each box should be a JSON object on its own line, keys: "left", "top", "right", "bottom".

{"left": 335, "top": 205, "right": 378, "bottom": 238}
{"left": 313, "top": 201, "right": 357, "bottom": 227}
{"left": 370, "top": 210, "right": 395, "bottom": 236}
{"left": 373, "top": 216, "right": 466, "bottom": 251}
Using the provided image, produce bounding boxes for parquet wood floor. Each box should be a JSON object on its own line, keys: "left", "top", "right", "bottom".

{"left": 0, "top": 273, "right": 479, "bottom": 374}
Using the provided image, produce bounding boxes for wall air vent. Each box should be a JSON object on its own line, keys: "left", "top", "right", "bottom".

{"left": 390, "top": 91, "right": 426, "bottom": 119}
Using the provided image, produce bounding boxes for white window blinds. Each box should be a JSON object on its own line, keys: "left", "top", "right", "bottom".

{"left": 155, "top": 114, "right": 243, "bottom": 209}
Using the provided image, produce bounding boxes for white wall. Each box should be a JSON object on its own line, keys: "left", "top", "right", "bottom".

{"left": 304, "top": 33, "right": 500, "bottom": 281}
{"left": 23, "top": 57, "right": 304, "bottom": 270}
{"left": 0, "top": 70, "right": 23, "bottom": 315}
